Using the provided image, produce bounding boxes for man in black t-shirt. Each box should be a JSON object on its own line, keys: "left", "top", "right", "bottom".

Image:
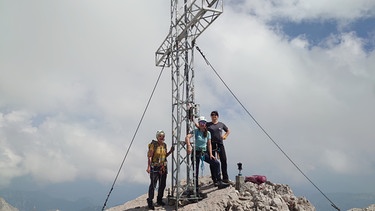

{"left": 206, "top": 110, "right": 231, "bottom": 183}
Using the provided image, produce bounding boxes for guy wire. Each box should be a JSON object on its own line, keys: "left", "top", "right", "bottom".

{"left": 195, "top": 45, "right": 340, "bottom": 211}
{"left": 101, "top": 54, "right": 169, "bottom": 211}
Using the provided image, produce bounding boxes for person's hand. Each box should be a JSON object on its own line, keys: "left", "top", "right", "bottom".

{"left": 210, "top": 154, "right": 216, "bottom": 160}
{"left": 187, "top": 145, "right": 192, "bottom": 155}
{"left": 146, "top": 166, "right": 151, "bottom": 174}
{"left": 167, "top": 146, "right": 175, "bottom": 157}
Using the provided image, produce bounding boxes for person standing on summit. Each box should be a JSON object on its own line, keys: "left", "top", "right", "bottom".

{"left": 206, "top": 110, "right": 231, "bottom": 183}
{"left": 146, "top": 130, "right": 174, "bottom": 210}
{"left": 185, "top": 116, "right": 229, "bottom": 193}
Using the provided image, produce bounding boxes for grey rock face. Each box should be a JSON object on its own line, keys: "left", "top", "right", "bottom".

{"left": 0, "top": 197, "right": 19, "bottom": 211}
{"left": 348, "top": 204, "right": 375, "bottom": 211}
{"left": 106, "top": 176, "right": 316, "bottom": 211}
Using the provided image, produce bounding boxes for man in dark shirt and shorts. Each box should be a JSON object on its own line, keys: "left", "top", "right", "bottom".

{"left": 206, "top": 110, "right": 230, "bottom": 183}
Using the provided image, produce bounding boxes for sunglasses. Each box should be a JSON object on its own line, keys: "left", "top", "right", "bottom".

{"left": 198, "top": 121, "right": 206, "bottom": 126}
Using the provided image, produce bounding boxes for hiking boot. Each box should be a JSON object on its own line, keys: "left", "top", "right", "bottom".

{"left": 157, "top": 199, "right": 166, "bottom": 206}
{"left": 222, "top": 178, "right": 230, "bottom": 183}
{"left": 197, "top": 191, "right": 207, "bottom": 199}
{"left": 147, "top": 199, "right": 155, "bottom": 210}
{"left": 217, "top": 181, "right": 230, "bottom": 189}
{"left": 212, "top": 179, "right": 219, "bottom": 187}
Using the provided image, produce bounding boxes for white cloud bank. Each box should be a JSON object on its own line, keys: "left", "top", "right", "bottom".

{"left": 237, "top": 0, "right": 375, "bottom": 22}
{"left": 0, "top": 0, "right": 375, "bottom": 199}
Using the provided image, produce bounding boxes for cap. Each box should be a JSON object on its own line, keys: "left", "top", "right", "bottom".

{"left": 211, "top": 111, "right": 219, "bottom": 116}
{"left": 197, "top": 116, "right": 207, "bottom": 123}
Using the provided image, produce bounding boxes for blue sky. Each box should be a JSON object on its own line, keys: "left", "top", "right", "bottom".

{"left": 279, "top": 18, "right": 375, "bottom": 51}
{"left": 1, "top": 0, "right": 375, "bottom": 210}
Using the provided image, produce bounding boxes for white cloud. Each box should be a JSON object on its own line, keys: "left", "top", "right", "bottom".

{"left": 0, "top": 0, "right": 375, "bottom": 202}
{"left": 237, "top": 0, "right": 375, "bottom": 22}
{"left": 194, "top": 4, "right": 375, "bottom": 191}
{"left": 0, "top": 147, "right": 24, "bottom": 187}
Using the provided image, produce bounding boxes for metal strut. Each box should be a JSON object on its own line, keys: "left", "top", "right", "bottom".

{"left": 155, "top": 0, "right": 223, "bottom": 209}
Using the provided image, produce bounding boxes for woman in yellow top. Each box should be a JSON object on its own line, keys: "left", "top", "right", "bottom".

{"left": 146, "top": 130, "right": 174, "bottom": 210}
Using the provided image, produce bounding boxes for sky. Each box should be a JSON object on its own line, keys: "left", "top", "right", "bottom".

{"left": 1, "top": 0, "right": 375, "bottom": 209}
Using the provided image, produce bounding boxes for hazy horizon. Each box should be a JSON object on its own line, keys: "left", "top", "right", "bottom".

{"left": 1, "top": 1, "right": 375, "bottom": 211}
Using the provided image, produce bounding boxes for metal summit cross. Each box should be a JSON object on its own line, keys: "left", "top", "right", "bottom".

{"left": 155, "top": 0, "right": 223, "bottom": 208}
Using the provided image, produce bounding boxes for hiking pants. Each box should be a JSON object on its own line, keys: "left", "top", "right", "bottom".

{"left": 147, "top": 166, "right": 167, "bottom": 202}
{"left": 192, "top": 151, "right": 220, "bottom": 190}
{"left": 211, "top": 142, "right": 228, "bottom": 181}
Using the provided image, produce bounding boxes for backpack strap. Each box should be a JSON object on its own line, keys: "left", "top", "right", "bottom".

{"left": 149, "top": 140, "right": 167, "bottom": 167}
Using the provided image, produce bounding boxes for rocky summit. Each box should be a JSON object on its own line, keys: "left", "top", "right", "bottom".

{"left": 348, "top": 204, "right": 375, "bottom": 211}
{"left": 106, "top": 175, "right": 315, "bottom": 211}
{"left": 0, "top": 197, "right": 18, "bottom": 211}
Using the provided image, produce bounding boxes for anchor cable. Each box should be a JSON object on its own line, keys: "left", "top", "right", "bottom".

{"left": 101, "top": 57, "right": 168, "bottom": 211}
{"left": 196, "top": 45, "right": 340, "bottom": 211}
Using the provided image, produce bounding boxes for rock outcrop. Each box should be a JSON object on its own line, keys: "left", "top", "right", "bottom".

{"left": 0, "top": 197, "right": 19, "bottom": 211}
{"left": 106, "top": 175, "right": 315, "bottom": 211}
{"left": 348, "top": 204, "right": 375, "bottom": 211}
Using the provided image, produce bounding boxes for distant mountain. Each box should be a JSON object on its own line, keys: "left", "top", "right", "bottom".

{"left": 0, "top": 197, "right": 18, "bottom": 211}
{"left": 307, "top": 192, "right": 375, "bottom": 211}
{"left": 0, "top": 190, "right": 101, "bottom": 211}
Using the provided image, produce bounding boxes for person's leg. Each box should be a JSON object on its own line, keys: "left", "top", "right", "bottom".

{"left": 209, "top": 161, "right": 217, "bottom": 184}
{"left": 218, "top": 143, "right": 229, "bottom": 181}
{"left": 210, "top": 142, "right": 219, "bottom": 183}
{"left": 157, "top": 171, "right": 167, "bottom": 206}
{"left": 211, "top": 142, "right": 218, "bottom": 157}
{"left": 204, "top": 153, "right": 220, "bottom": 181}
{"left": 147, "top": 168, "right": 158, "bottom": 209}
{"left": 205, "top": 153, "right": 230, "bottom": 189}
{"left": 195, "top": 154, "right": 201, "bottom": 193}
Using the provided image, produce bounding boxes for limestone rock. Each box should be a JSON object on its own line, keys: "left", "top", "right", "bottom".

{"left": 106, "top": 176, "right": 316, "bottom": 211}
{"left": 348, "top": 204, "right": 375, "bottom": 211}
{"left": 0, "top": 197, "right": 19, "bottom": 211}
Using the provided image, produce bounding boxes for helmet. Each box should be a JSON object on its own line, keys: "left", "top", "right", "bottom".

{"left": 156, "top": 130, "right": 165, "bottom": 138}
{"left": 197, "top": 116, "right": 206, "bottom": 123}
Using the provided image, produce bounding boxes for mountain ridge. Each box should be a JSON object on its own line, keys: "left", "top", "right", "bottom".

{"left": 106, "top": 175, "right": 315, "bottom": 211}
{"left": 0, "top": 197, "right": 18, "bottom": 211}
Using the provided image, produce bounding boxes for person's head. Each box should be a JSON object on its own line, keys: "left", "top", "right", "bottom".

{"left": 156, "top": 130, "right": 165, "bottom": 141}
{"left": 210, "top": 110, "right": 219, "bottom": 121}
{"left": 197, "top": 116, "right": 207, "bottom": 128}
{"left": 197, "top": 116, "right": 208, "bottom": 137}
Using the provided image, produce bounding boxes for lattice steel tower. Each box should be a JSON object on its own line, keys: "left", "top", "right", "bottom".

{"left": 155, "top": 0, "right": 223, "bottom": 208}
